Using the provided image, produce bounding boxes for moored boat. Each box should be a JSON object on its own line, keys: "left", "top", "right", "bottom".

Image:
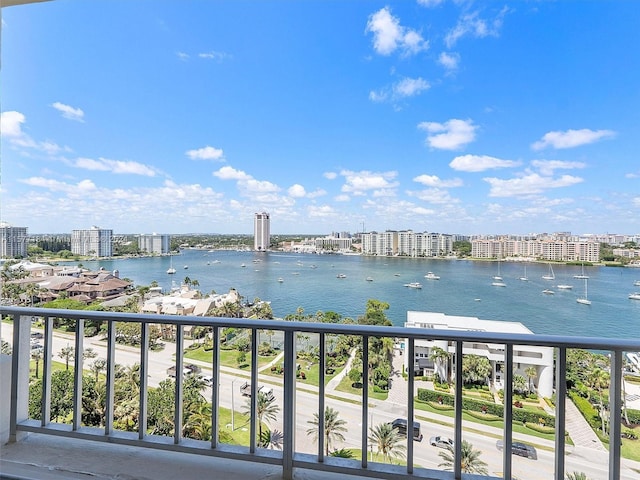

{"left": 629, "top": 292, "right": 640, "bottom": 300}
{"left": 424, "top": 272, "right": 440, "bottom": 280}
{"left": 404, "top": 282, "right": 422, "bottom": 289}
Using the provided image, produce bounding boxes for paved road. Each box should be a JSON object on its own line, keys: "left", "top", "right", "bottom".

{"left": 3, "top": 322, "right": 640, "bottom": 479}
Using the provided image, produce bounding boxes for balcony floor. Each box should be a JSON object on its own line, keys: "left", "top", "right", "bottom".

{"left": 0, "top": 433, "right": 371, "bottom": 480}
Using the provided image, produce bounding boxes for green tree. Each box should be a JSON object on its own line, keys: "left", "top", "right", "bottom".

{"left": 368, "top": 422, "right": 406, "bottom": 464}
{"left": 525, "top": 366, "right": 538, "bottom": 393}
{"left": 429, "top": 346, "right": 450, "bottom": 383}
{"left": 438, "top": 440, "right": 488, "bottom": 475}
{"left": 89, "top": 358, "right": 107, "bottom": 382}
{"left": 58, "top": 345, "right": 75, "bottom": 370}
{"left": 243, "top": 390, "right": 280, "bottom": 439}
{"left": 462, "top": 354, "right": 491, "bottom": 385}
{"left": 258, "top": 428, "right": 284, "bottom": 450}
{"left": 306, "top": 406, "right": 348, "bottom": 456}
{"left": 566, "top": 472, "right": 589, "bottom": 480}
{"left": 31, "top": 350, "right": 43, "bottom": 379}
{"left": 513, "top": 374, "right": 528, "bottom": 394}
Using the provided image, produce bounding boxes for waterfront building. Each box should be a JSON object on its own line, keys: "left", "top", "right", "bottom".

{"left": 0, "top": 223, "right": 28, "bottom": 258}
{"left": 253, "top": 212, "right": 270, "bottom": 251}
{"left": 471, "top": 237, "right": 600, "bottom": 262}
{"left": 314, "top": 234, "right": 352, "bottom": 252}
{"left": 137, "top": 233, "right": 171, "bottom": 255}
{"left": 361, "top": 230, "right": 453, "bottom": 257}
{"left": 71, "top": 226, "right": 113, "bottom": 257}
{"left": 404, "top": 311, "right": 554, "bottom": 398}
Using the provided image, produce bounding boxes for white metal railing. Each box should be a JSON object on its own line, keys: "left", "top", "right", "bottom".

{"left": 3, "top": 305, "right": 640, "bottom": 480}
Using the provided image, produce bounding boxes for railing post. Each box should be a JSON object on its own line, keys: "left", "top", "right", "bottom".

{"left": 282, "top": 329, "right": 296, "bottom": 480}
{"left": 72, "top": 318, "right": 84, "bottom": 431}
{"left": 361, "top": 335, "right": 369, "bottom": 470}
{"left": 211, "top": 326, "right": 220, "bottom": 449}
{"left": 139, "top": 321, "right": 149, "bottom": 439}
{"left": 41, "top": 316, "right": 53, "bottom": 426}
{"left": 609, "top": 349, "right": 622, "bottom": 480}
{"left": 249, "top": 328, "right": 258, "bottom": 453}
{"left": 174, "top": 324, "right": 184, "bottom": 444}
{"left": 407, "top": 338, "right": 414, "bottom": 474}
{"left": 503, "top": 344, "right": 514, "bottom": 480}
{"left": 317, "top": 332, "right": 325, "bottom": 462}
{"left": 454, "top": 341, "right": 463, "bottom": 480}
{"left": 9, "top": 314, "right": 30, "bottom": 442}
{"left": 104, "top": 320, "right": 116, "bottom": 435}
{"left": 554, "top": 346, "right": 567, "bottom": 480}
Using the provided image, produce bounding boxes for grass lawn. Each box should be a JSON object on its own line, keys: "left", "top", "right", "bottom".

{"left": 262, "top": 359, "right": 342, "bottom": 388}
{"left": 29, "top": 359, "right": 67, "bottom": 379}
{"left": 334, "top": 375, "right": 388, "bottom": 401}
{"left": 620, "top": 430, "right": 640, "bottom": 462}
{"left": 217, "top": 406, "right": 253, "bottom": 446}
{"left": 184, "top": 345, "right": 276, "bottom": 369}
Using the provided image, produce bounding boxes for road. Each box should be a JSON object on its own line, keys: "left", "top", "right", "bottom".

{"left": 2, "top": 322, "right": 637, "bottom": 480}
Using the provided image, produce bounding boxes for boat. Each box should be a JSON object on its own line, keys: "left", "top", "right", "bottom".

{"left": 166, "top": 256, "right": 176, "bottom": 274}
{"left": 240, "top": 263, "right": 246, "bottom": 268}
{"left": 366, "top": 277, "right": 374, "bottom": 282}
{"left": 336, "top": 273, "right": 346, "bottom": 279}
{"left": 519, "top": 264, "right": 529, "bottom": 281}
{"left": 211, "top": 260, "right": 221, "bottom": 264}
{"left": 557, "top": 284, "right": 573, "bottom": 290}
{"left": 629, "top": 293, "right": 640, "bottom": 300}
{"left": 574, "top": 263, "right": 589, "bottom": 279}
{"left": 634, "top": 280, "right": 640, "bottom": 287}
{"left": 491, "top": 281, "right": 506, "bottom": 287}
{"left": 493, "top": 260, "right": 503, "bottom": 281}
{"left": 404, "top": 282, "right": 422, "bottom": 289}
{"left": 542, "top": 263, "right": 555, "bottom": 280}
{"left": 577, "top": 278, "right": 591, "bottom": 305}
{"left": 394, "top": 273, "right": 401, "bottom": 277}
{"left": 183, "top": 265, "right": 188, "bottom": 269}
{"left": 542, "top": 289, "right": 554, "bottom": 295}
{"left": 424, "top": 272, "right": 440, "bottom": 280}
{"left": 277, "top": 277, "right": 284, "bottom": 283}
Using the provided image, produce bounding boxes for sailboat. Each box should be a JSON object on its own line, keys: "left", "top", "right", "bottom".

{"left": 542, "top": 263, "right": 555, "bottom": 280}
{"left": 166, "top": 256, "right": 176, "bottom": 274}
{"left": 493, "top": 259, "right": 503, "bottom": 280}
{"left": 519, "top": 264, "right": 529, "bottom": 281}
{"left": 577, "top": 278, "right": 591, "bottom": 305}
{"left": 573, "top": 263, "right": 589, "bottom": 279}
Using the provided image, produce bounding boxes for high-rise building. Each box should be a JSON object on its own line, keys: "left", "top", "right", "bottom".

{"left": 137, "top": 233, "right": 171, "bottom": 254}
{"left": 0, "top": 223, "right": 28, "bottom": 258}
{"left": 71, "top": 226, "right": 113, "bottom": 257}
{"left": 254, "top": 212, "right": 270, "bottom": 251}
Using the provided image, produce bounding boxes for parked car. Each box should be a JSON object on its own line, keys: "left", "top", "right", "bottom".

{"left": 429, "top": 436, "right": 454, "bottom": 449}
{"left": 390, "top": 418, "right": 423, "bottom": 441}
{"left": 201, "top": 374, "right": 214, "bottom": 386}
{"left": 30, "top": 332, "right": 44, "bottom": 340}
{"left": 30, "top": 343, "right": 44, "bottom": 351}
{"left": 496, "top": 440, "right": 537, "bottom": 460}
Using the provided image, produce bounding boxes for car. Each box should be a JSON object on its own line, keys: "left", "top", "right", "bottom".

{"left": 30, "top": 332, "right": 44, "bottom": 340}
{"left": 390, "top": 418, "right": 423, "bottom": 442}
{"left": 496, "top": 440, "right": 537, "bottom": 460}
{"left": 201, "top": 374, "right": 214, "bottom": 386}
{"left": 429, "top": 436, "right": 453, "bottom": 449}
{"left": 30, "top": 343, "right": 44, "bottom": 351}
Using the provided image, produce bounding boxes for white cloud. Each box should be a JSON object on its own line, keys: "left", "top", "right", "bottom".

{"left": 394, "top": 77, "right": 430, "bottom": 97}
{"left": 531, "top": 160, "right": 586, "bottom": 176}
{"left": 213, "top": 165, "right": 280, "bottom": 196}
{"left": 634, "top": 197, "right": 640, "bottom": 207}
{"left": 365, "top": 7, "right": 429, "bottom": 57}
{"left": 625, "top": 172, "right": 639, "bottom": 179}
{"left": 334, "top": 194, "right": 350, "bottom": 202}
{"left": 307, "top": 189, "right": 327, "bottom": 199}
{"left": 21, "top": 176, "right": 97, "bottom": 193}
{"left": 71, "top": 157, "right": 157, "bottom": 176}
{"left": 445, "top": 8, "right": 509, "bottom": 48}
{"left": 51, "top": 102, "right": 85, "bottom": 122}
{"left": 450, "top": 154, "right": 520, "bottom": 172}
{"left": 531, "top": 128, "right": 616, "bottom": 150}
{"left": 417, "top": 0, "right": 444, "bottom": 7}
{"left": 409, "top": 187, "right": 460, "bottom": 205}
{"left": 198, "top": 50, "right": 231, "bottom": 61}
{"left": 418, "top": 118, "right": 477, "bottom": 150}
{"left": 340, "top": 169, "right": 399, "bottom": 195}
{"left": 288, "top": 184, "right": 306, "bottom": 198}
{"left": 484, "top": 173, "right": 583, "bottom": 197}
{"left": 307, "top": 205, "right": 337, "bottom": 218}
{"left": 186, "top": 145, "right": 225, "bottom": 161}
{"left": 177, "top": 52, "right": 190, "bottom": 61}
{"left": 438, "top": 52, "right": 460, "bottom": 71}
{"left": 413, "top": 174, "right": 463, "bottom": 188}
{"left": 1, "top": 111, "right": 26, "bottom": 136}
{"left": 323, "top": 171, "right": 338, "bottom": 180}
{"left": 213, "top": 166, "right": 251, "bottom": 181}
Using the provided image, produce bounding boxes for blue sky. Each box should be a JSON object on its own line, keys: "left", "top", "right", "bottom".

{"left": 1, "top": 0, "right": 639, "bottom": 236}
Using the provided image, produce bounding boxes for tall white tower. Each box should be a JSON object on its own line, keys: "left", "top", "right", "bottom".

{"left": 254, "top": 212, "right": 270, "bottom": 251}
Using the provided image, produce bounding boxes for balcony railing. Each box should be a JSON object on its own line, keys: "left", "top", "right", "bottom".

{"left": 2, "top": 305, "right": 640, "bottom": 480}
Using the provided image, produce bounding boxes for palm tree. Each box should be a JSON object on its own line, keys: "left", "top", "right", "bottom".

{"left": 429, "top": 346, "right": 450, "bottom": 383}
{"left": 183, "top": 404, "right": 212, "bottom": 441}
{"left": 566, "top": 472, "right": 589, "bottom": 480}
{"left": 58, "top": 345, "right": 74, "bottom": 370}
{"left": 368, "top": 422, "right": 406, "bottom": 464}
{"left": 512, "top": 374, "right": 528, "bottom": 394}
{"left": 438, "top": 439, "right": 488, "bottom": 475}
{"left": 89, "top": 358, "right": 107, "bottom": 382}
{"left": 306, "top": 406, "right": 348, "bottom": 456}
{"left": 31, "top": 350, "right": 43, "bottom": 379}
{"left": 525, "top": 366, "right": 538, "bottom": 393}
{"left": 259, "top": 428, "right": 284, "bottom": 450}
{"left": 243, "top": 391, "right": 280, "bottom": 438}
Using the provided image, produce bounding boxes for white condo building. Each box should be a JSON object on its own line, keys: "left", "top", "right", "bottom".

{"left": 137, "top": 233, "right": 171, "bottom": 254}
{"left": 361, "top": 230, "right": 453, "bottom": 257}
{"left": 404, "top": 311, "right": 554, "bottom": 398}
{"left": 71, "top": 226, "right": 113, "bottom": 257}
{"left": 0, "top": 223, "right": 28, "bottom": 258}
{"left": 254, "top": 212, "right": 270, "bottom": 251}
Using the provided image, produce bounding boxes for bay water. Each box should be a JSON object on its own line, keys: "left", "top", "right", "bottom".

{"left": 78, "top": 250, "right": 640, "bottom": 339}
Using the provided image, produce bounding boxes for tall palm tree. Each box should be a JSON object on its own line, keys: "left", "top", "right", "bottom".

{"left": 58, "top": 345, "right": 74, "bottom": 370}
{"left": 368, "top": 422, "right": 406, "bottom": 464}
{"left": 306, "top": 406, "right": 348, "bottom": 456}
{"left": 438, "top": 439, "right": 488, "bottom": 475}
{"left": 243, "top": 391, "right": 280, "bottom": 438}
{"left": 31, "top": 350, "right": 43, "bottom": 379}
{"left": 259, "top": 428, "right": 284, "bottom": 450}
{"left": 525, "top": 366, "right": 538, "bottom": 393}
{"left": 429, "top": 346, "right": 450, "bottom": 383}
{"left": 183, "top": 404, "right": 212, "bottom": 441}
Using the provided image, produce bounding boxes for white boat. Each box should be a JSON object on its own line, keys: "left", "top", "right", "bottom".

{"left": 542, "top": 289, "right": 554, "bottom": 295}
{"left": 629, "top": 293, "right": 640, "bottom": 300}
{"left": 241, "top": 263, "right": 246, "bottom": 268}
{"left": 211, "top": 260, "right": 221, "bottom": 264}
{"left": 404, "top": 282, "right": 422, "bottom": 289}
{"left": 574, "top": 263, "right": 589, "bottom": 279}
{"left": 366, "top": 277, "right": 374, "bottom": 282}
{"left": 542, "top": 263, "right": 555, "bottom": 280}
{"left": 557, "top": 284, "right": 573, "bottom": 290}
{"left": 493, "top": 260, "right": 503, "bottom": 281}
{"left": 424, "top": 272, "right": 440, "bottom": 280}
{"left": 519, "top": 264, "right": 529, "bottom": 281}
{"left": 577, "top": 278, "right": 591, "bottom": 305}
{"left": 491, "top": 281, "right": 506, "bottom": 287}
{"left": 634, "top": 280, "right": 640, "bottom": 287}
{"left": 183, "top": 265, "right": 188, "bottom": 269}
{"left": 277, "top": 277, "right": 284, "bottom": 283}
{"left": 166, "top": 256, "right": 176, "bottom": 274}
{"left": 336, "top": 273, "right": 346, "bottom": 279}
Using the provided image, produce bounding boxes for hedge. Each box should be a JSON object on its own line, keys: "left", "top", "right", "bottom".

{"left": 625, "top": 408, "right": 640, "bottom": 426}
{"left": 569, "top": 391, "right": 600, "bottom": 430}
{"left": 416, "top": 388, "right": 555, "bottom": 425}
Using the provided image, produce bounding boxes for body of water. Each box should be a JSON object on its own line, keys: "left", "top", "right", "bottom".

{"left": 76, "top": 250, "right": 640, "bottom": 339}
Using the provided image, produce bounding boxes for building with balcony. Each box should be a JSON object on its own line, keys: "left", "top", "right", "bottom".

{"left": 0, "top": 223, "right": 28, "bottom": 259}
{"left": 137, "top": 233, "right": 171, "bottom": 255}
{"left": 71, "top": 226, "right": 113, "bottom": 258}
{"left": 254, "top": 212, "right": 270, "bottom": 251}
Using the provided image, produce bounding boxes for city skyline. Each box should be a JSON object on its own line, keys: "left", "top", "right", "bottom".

{"left": 1, "top": 1, "right": 639, "bottom": 235}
